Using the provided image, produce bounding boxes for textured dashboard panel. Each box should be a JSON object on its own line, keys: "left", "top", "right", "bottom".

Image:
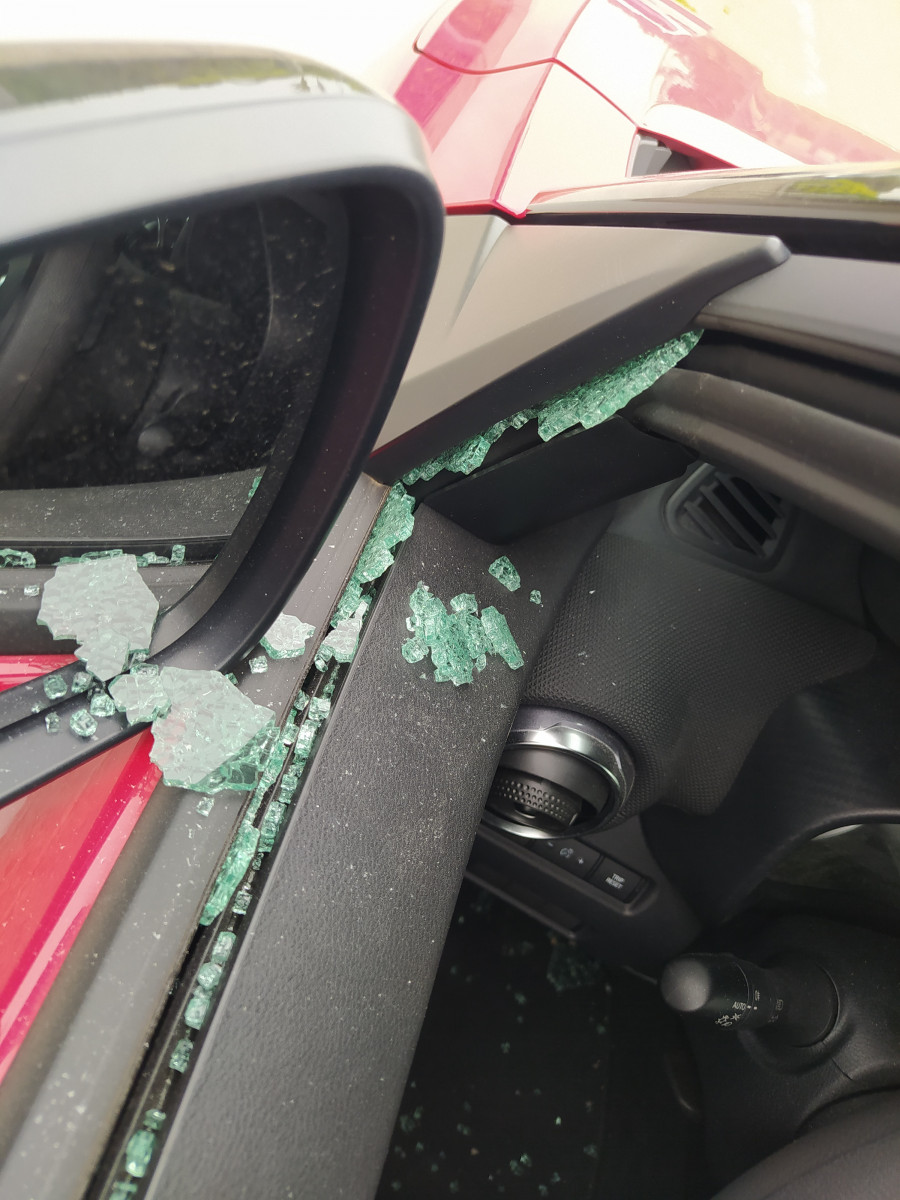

{"left": 524, "top": 533, "right": 874, "bottom": 818}
{"left": 145, "top": 503, "right": 607, "bottom": 1200}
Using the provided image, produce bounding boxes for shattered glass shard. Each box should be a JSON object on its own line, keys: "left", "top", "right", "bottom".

{"left": 331, "top": 577, "right": 363, "bottom": 627}
{"left": 248, "top": 656, "right": 268, "bottom": 674}
{"left": 183, "top": 993, "right": 210, "bottom": 1030}
{"left": 37, "top": 555, "right": 159, "bottom": 680}
{"left": 530, "top": 590, "right": 542, "bottom": 605}
{"left": 248, "top": 471, "right": 264, "bottom": 500}
{"left": 0, "top": 549, "right": 35, "bottom": 568}
{"left": 315, "top": 608, "right": 364, "bottom": 670}
{"left": 354, "top": 484, "right": 415, "bottom": 585}
{"left": 279, "top": 766, "right": 301, "bottom": 802}
{"left": 110, "top": 1180, "right": 138, "bottom": 1199}
{"left": 169, "top": 1038, "right": 193, "bottom": 1073}
{"left": 136, "top": 551, "right": 169, "bottom": 567}
{"left": 536, "top": 331, "right": 702, "bottom": 441}
{"left": 480, "top": 607, "right": 524, "bottom": 669}
{"left": 124, "top": 1129, "right": 156, "bottom": 1178}
{"left": 489, "top": 556, "right": 521, "bottom": 592}
{"left": 69, "top": 709, "right": 98, "bottom": 738}
{"left": 294, "top": 720, "right": 318, "bottom": 760}
{"left": 143, "top": 1109, "right": 166, "bottom": 1132}
{"left": 195, "top": 795, "right": 214, "bottom": 817}
{"left": 232, "top": 884, "right": 252, "bottom": 915}
{"left": 258, "top": 799, "right": 286, "bottom": 853}
{"left": 109, "top": 672, "right": 171, "bottom": 725}
{"left": 170, "top": 544, "right": 186, "bottom": 566}
{"left": 209, "top": 930, "right": 236, "bottom": 965}
{"left": 89, "top": 691, "right": 116, "bottom": 719}
{"left": 307, "top": 696, "right": 331, "bottom": 724}
{"left": 196, "top": 962, "right": 223, "bottom": 991}
{"left": 199, "top": 820, "right": 260, "bottom": 926}
{"left": 43, "top": 674, "right": 67, "bottom": 700}
{"left": 261, "top": 614, "right": 315, "bottom": 660}
{"left": 450, "top": 593, "right": 478, "bottom": 614}
{"left": 45, "top": 712, "right": 60, "bottom": 734}
{"left": 401, "top": 636, "right": 428, "bottom": 664}
{"left": 23, "top": 584, "right": 40, "bottom": 598}
{"left": 72, "top": 670, "right": 92, "bottom": 693}
{"left": 149, "top": 668, "right": 274, "bottom": 791}
{"left": 281, "top": 720, "right": 298, "bottom": 746}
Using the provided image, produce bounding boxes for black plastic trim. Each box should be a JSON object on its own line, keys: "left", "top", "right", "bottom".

{"left": 0, "top": 83, "right": 443, "bottom": 810}
{"left": 632, "top": 368, "right": 900, "bottom": 560}
{"left": 369, "top": 225, "right": 788, "bottom": 481}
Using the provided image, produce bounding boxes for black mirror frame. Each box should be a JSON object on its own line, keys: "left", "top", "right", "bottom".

{"left": 0, "top": 49, "right": 444, "bottom": 806}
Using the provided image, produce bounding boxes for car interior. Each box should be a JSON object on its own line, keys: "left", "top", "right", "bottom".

{"left": 1, "top": 61, "right": 899, "bottom": 1200}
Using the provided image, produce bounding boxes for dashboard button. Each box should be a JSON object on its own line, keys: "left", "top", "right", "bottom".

{"left": 531, "top": 838, "right": 601, "bottom": 879}
{"left": 592, "top": 858, "right": 643, "bottom": 902}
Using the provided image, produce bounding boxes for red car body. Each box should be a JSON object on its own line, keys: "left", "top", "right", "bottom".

{"left": 0, "top": 0, "right": 896, "bottom": 1085}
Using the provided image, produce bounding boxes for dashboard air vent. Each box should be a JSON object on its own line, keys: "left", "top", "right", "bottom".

{"left": 665, "top": 465, "right": 791, "bottom": 568}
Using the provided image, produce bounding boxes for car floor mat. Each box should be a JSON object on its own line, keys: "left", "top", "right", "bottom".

{"left": 376, "top": 881, "right": 706, "bottom": 1200}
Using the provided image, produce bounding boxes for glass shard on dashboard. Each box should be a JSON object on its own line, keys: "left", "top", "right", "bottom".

{"left": 404, "top": 583, "right": 523, "bottom": 685}
{"left": 89, "top": 691, "right": 116, "bottom": 719}
{"left": 403, "top": 332, "right": 701, "bottom": 482}
{"left": 260, "top": 613, "right": 315, "bottom": 659}
{"left": 37, "top": 554, "right": 160, "bottom": 680}
{"left": 169, "top": 1038, "right": 193, "bottom": 1073}
{"left": 69, "top": 709, "right": 98, "bottom": 738}
{"left": 109, "top": 671, "right": 170, "bottom": 725}
{"left": 42, "top": 674, "right": 67, "bottom": 700}
{"left": 44, "top": 712, "right": 60, "bottom": 734}
{"left": 489, "top": 556, "right": 521, "bottom": 592}
{"left": 248, "top": 655, "right": 268, "bottom": 674}
{"left": 315, "top": 607, "right": 365, "bottom": 670}
{"left": 0, "top": 549, "right": 35, "bottom": 568}
{"left": 199, "top": 820, "right": 260, "bottom": 925}
{"left": 530, "top": 589, "right": 542, "bottom": 604}
{"left": 148, "top": 668, "right": 275, "bottom": 792}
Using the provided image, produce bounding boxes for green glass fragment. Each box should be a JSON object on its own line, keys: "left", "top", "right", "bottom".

{"left": 489, "top": 556, "right": 521, "bottom": 592}
{"left": 232, "top": 884, "right": 252, "bottom": 915}
{"left": 37, "top": 555, "right": 159, "bottom": 680}
{"left": 0, "top": 549, "right": 35, "bottom": 568}
{"left": 404, "top": 333, "right": 701, "bottom": 482}
{"left": 258, "top": 799, "right": 286, "bottom": 853}
{"left": 480, "top": 607, "right": 524, "bottom": 669}
{"left": 23, "top": 584, "right": 40, "bottom": 598}
{"left": 248, "top": 655, "right": 268, "bottom": 674}
{"left": 292, "top": 690, "right": 309, "bottom": 714}
{"left": 279, "top": 767, "right": 301, "bottom": 802}
{"left": 248, "top": 471, "right": 264, "bottom": 500}
{"left": 109, "top": 672, "right": 170, "bottom": 725}
{"left": 45, "top": 711, "right": 60, "bottom": 734}
{"left": 307, "top": 696, "right": 331, "bottom": 724}
{"left": 294, "top": 720, "right": 318, "bottom": 760}
{"left": 196, "top": 962, "right": 223, "bottom": 991}
{"left": 169, "top": 1037, "right": 193, "bottom": 1073}
{"left": 536, "top": 331, "right": 702, "bottom": 441}
{"left": 148, "top": 668, "right": 274, "bottom": 792}
{"left": 89, "top": 691, "right": 116, "bottom": 718}
{"left": 136, "top": 551, "right": 169, "bottom": 567}
{"left": 57, "top": 549, "right": 124, "bottom": 564}
{"left": 124, "top": 1128, "right": 156, "bottom": 1178}
{"left": 209, "top": 930, "right": 236, "bottom": 965}
{"left": 170, "top": 544, "right": 186, "bottom": 565}
{"left": 143, "top": 1109, "right": 166, "bottom": 1132}
{"left": 331, "top": 577, "right": 364, "bottom": 626}
{"left": 260, "top": 739, "right": 287, "bottom": 785}
{"left": 225, "top": 672, "right": 238, "bottom": 685}
{"left": 355, "top": 484, "right": 415, "bottom": 585}
{"left": 70, "top": 709, "right": 97, "bottom": 738}
{"left": 71, "top": 670, "right": 91, "bottom": 693}
{"left": 199, "top": 820, "right": 260, "bottom": 926}
{"left": 450, "top": 593, "right": 478, "bottom": 614}
{"left": 43, "top": 674, "right": 67, "bottom": 700}
{"left": 260, "top": 613, "right": 315, "bottom": 660}
{"left": 401, "top": 636, "right": 428, "bottom": 664}
{"left": 196, "top": 795, "right": 215, "bottom": 818}
{"left": 530, "top": 590, "right": 542, "bottom": 605}
{"left": 184, "top": 992, "right": 210, "bottom": 1030}
{"left": 281, "top": 720, "right": 298, "bottom": 746}
{"left": 315, "top": 608, "right": 364, "bottom": 671}
{"left": 110, "top": 1181, "right": 138, "bottom": 1198}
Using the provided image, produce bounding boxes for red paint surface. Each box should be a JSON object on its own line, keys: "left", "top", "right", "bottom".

{"left": 0, "top": 657, "right": 160, "bottom": 1084}
{"left": 398, "top": 0, "right": 896, "bottom": 216}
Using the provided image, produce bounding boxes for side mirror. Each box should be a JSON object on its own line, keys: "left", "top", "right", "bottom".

{"left": 0, "top": 44, "right": 443, "bottom": 804}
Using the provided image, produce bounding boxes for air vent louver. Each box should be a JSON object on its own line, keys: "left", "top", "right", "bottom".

{"left": 665, "top": 465, "right": 791, "bottom": 567}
